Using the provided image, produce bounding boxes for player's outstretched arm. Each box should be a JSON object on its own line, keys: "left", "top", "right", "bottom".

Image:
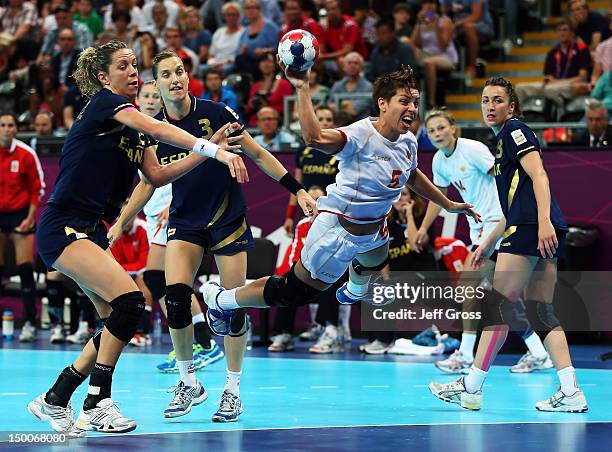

{"left": 408, "top": 169, "right": 481, "bottom": 223}
{"left": 107, "top": 179, "right": 155, "bottom": 247}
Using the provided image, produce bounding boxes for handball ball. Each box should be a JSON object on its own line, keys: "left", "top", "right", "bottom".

{"left": 278, "top": 29, "right": 319, "bottom": 72}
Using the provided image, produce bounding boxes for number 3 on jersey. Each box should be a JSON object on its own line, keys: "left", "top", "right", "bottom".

{"left": 387, "top": 170, "right": 402, "bottom": 188}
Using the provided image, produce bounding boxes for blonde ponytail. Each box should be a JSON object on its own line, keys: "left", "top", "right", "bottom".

{"left": 73, "top": 40, "right": 129, "bottom": 97}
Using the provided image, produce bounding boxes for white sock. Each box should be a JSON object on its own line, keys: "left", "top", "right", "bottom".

{"left": 347, "top": 279, "right": 369, "bottom": 298}
{"left": 217, "top": 288, "right": 240, "bottom": 310}
{"left": 338, "top": 304, "right": 351, "bottom": 329}
{"left": 459, "top": 333, "right": 477, "bottom": 361}
{"left": 192, "top": 313, "right": 205, "bottom": 325}
{"left": 225, "top": 369, "right": 242, "bottom": 396}
{"left": 464, "top": 366, "right": 488, "bottom": 393}
{"left": 523, "top": 332, "right": 548, "bottom": 359}
{"left": 177, "top": 360, "right": 197, "bottom": 387}
{"left": 557, "top": 366, "right": 578, "bottom": 396}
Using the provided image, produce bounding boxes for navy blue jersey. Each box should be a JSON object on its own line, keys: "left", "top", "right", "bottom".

{"left": 47, "top": 89, "right": 145, "bottom": 222}
{"left": 493, "top": 118, "right": 566, "bottom": 230}
{"left": 296, "top": 146, "right": 339, "bottom": 191}
{"left": 154, "top": 95, "right": 245, "bottom": 229}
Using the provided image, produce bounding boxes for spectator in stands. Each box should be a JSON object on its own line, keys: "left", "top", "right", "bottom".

{"left": 567, "top": 0, "right": 611, "bottom": 55}
{"left": 0, "top": 0, "right": 39, "bottom": 44}
{"left": 591, "top": 71, "right": 612, "bottom": 115}
{"left": 240, "top": 0, "right": 283, "bottom": 25}
{"left": 30, "top": 111, "right": 55, "bottom": 151}
{"left": 245, "top": 51, "right": 293, "bottom": 125}
{"left": 62, "top": 84, "right": 87, "bottom": 129}
{"left": 280, "top": 0, "right": 326, "bottom": 45}
{"left": 74, "top": 0, "right": 104, "bottom": 40}
{"left": 147, "top": 0, "right": 169, "bottom": 48}
{"left": 133, "top": 31, "right": 159, "bottom": 81}
{"left": 440, "top": 0, "right": 494, "bottom": 80}
{"left": 181, "top": 6, "right": 212, "bottom": 65}
{"left": 320, "top": 0, "right": 368, "bottom": 72}
{"left": 328, "top": 52, "right": 373, "bottom": 120}
{"left": 412, "top": 0, "right": 457, "bottom": 108}
{"left": 175, "top": 50, "right": 205, "bottom": 98}
{"left": 0, "top": 113, "right": 44, "bottom": 342}
{"left": 30, "top": 65, "right": 64, "bottom": 128}
{"left": 253, "top": 106, "right": 297, "bottom": 152}
{"left": 103, "top": 0, "right": 146, "bottom": 35}
{"left": 572, "top": 100, "right": 612, "bottom": 148}
{"left": 589, "top": 20, "right": 612, "bottom": 91}
{"left": 109, "top": 9, "right": 132, "bottom": 44}
{"left": 392, "top": 2, "right": 416, "bottom": 44}
{"left": 200, "top": 0, "right": 225, "bottom": 32}
{"left": 50, "top": 28, "right": 79, "bottom": 90}
{"left": 163, "top": 27, "right": 200, "bottom": 77}
{"left": 143, "top": 0, "right": 179, "bottom": 31}
{"left": 236, "top": 0, "right": 281, "bottom": 79}
{"left": 515, "top": 19, "right": 591, "bottom": 111}
{"left": 37, "top": 6, "right": 94, "bottom": 65}
{"left": 352, "top": 0, "right": 378, "bottom": 51}
{"left": 200, "top": 68, "right": 241, "bottom": 118}
{"left": 204, "top": 2, "right": 244, "bottom": 76}
{"left": 367, "top": 19, "right": 417, "bottom": 82}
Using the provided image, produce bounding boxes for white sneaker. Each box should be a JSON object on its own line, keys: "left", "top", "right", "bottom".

{"left": 299, "top": 323, "right": 323, "bottom": 341}
{"left": 129, "top": 333, "right": 152, "bottom": 347}
{"left": 19, "top": 321, "right": 36, "bottom": 342}
{"left": 363, "top": 339, "right": 389, "bottom": 355}
{"left": 435, "top": 350, "right": 474, "bottom": 374}
{"left": 74, "top": 398, "right": 137, "bottom": 433}
{"left": 428, "top": 376, "right": 482, "bottom": 410}
{"left": 509, "top": 351, "right": 554, "bottom": 373}
{"left": 66, "top": 321, "right": 92, "bottom": 344}
{"left": 50, "top": 324, "right": 65, "bottom": 344}
{"left": 309, "top": 325, "right": 342, "bottom": 354}
{"left": 28, "top": 393, "right": 82, "bottom": 435}
{"left": 267, "top": 333, "right": 295, "bottom": 352}
{"left": 536, "top": 388, "right": 588, "bottom": 413}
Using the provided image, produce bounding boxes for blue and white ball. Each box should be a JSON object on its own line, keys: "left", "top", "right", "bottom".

{"left": 278, "top": 29, "right": 320, "bottom": 72}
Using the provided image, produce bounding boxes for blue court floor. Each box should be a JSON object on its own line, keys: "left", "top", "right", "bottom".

{"left": 0, "top": 341, "right": 610, "bottom": 451}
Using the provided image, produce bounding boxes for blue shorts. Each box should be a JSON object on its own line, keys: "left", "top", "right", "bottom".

{"left": 167, "top": 215, "right": 255, "bottom": 256}
{"left": 36, "top": 206, "right": 109, "bottom": 269}
{"left": 0, "top": 208, "right": 35, "bottom": 234}
{"left": 499, "top": 224, "right": 566, "bottom": 259}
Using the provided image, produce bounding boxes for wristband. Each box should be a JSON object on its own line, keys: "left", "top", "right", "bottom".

{"left": 285, "top": 204, "right": 297, "bottom": 220}
{"left": 279, "top": 173, "right": 305, "bottom": 195}
{"left": 192, "top": 138, "right": 220, "bottom": 158}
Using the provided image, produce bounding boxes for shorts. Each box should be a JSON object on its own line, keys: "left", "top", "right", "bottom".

{"left": 499, "top": 224, "right": 566, "bottom": 259}
{"left": 145, "top": 215, "right": 168, "bottom": 247}
{"left": 36, "top": 206, "right": 109, "bottom": 269}
{"left": 301, "top": 212, "right": 388, "bottom": 284}
{"left": 0, "top": 208, "right": 35, "bottom": 234}
{"left": 167, "top": 215, "right": 255, "bottom": 256}
{"left": 469, "top": 220, "right": 502, "bottom": 250}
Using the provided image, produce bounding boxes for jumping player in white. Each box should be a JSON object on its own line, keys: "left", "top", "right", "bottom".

{"left": 199, "top": 66, "right": 480, "bottom": 333}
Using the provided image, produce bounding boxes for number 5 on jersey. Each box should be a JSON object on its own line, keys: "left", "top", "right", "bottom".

{"left": 387, "top": 170, "right": 403, "bottom": 188}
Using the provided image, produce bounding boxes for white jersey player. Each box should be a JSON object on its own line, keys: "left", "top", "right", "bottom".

{"left": 417, "top": 109, "right": 553, "bottom": 375}
{"left": 141, "top": 176, "right": 172, "bottom": 246}
{"left": 199, "top": 67, "right": 480, "bottom": 335}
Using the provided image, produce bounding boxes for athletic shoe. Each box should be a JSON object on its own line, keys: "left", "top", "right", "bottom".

{"left": 509, "top": 351, "right": 554, "bottom": 373}
{"left": 428, "top": 377, "right": 482, "bottom": 411}
{"left": 212, "top": 390, "right": 243, "bottom": 422}
{"left": 535, "top": 388, "right": 588, "bottom": 412}
{"left": 309, "top": 325, "right": 343, "bottom": 354}
{"left": 201, "top": 281, "right": 234, "bottom": 336}
{"left": 299, "top": 323, "right": 323, "bottom": 341}
{"left": 194, "top": 340, "right": 224, "bottom": 369}
{"left": 163, "top": 380, "right": 208, "bottom": 418}
{"left": 28, "top": 393, "right": 82, "bottom": 435}
{"left": 363, "top": 339, "right": 390, "bottom": 355}
{"left": 336, "top": 282, "right": 362, "bottom": 305}
{"left": 19, "top": 321, "right": 36, "bottom": 342}
{"left": 340, "top": 325, "right": 352, "bottom": 343}
{"left": 157, "top": 344, "right": 203, "bottom": 373}
{"left": 129, "top": 333, "right": 152, "bottom": 347}
{"left": 435, "top": 350, "right": 474, "bottom": 375}
{"left": 50, "top": 324, "right": 65, "bottom": 344}
{"left": 336, "top": 281, "right": 395, "bottom": 306}
{"left": 65, "top": 321, "right": 92, "bottom": 344}
{"left": 73, "top": 398, "right": 137, "bottom": 433}
{"left": 268, "top": 333, "right": 295, "bottom": 352}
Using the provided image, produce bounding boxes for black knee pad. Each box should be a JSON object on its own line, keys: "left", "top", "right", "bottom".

{"left": 143, "top": 270, "right": 166, "bottom": 301}
{"left": 351, "top": 257, "right": 389, "bottom": 275}
{"left": 481, "top": 289, "right": 531, "bottom": 335}
{"left": 229, "top": 308, "right": 249, "bottom": 337}
{"left": 525, "top": 300, "right": 561, "bottom": 335}
{"left": 17, "top": 263, "right": 35, "bottom": 292}
{"left": 165, "top": 283, "right": 193, "bottom": 329}
{"left": 92, "top": 317, "right": 108, "bottom": 351}
{"left": 105, "top": 291, "right": 146, "bottom": 343}
{"left": 263, "top": 267, "right": 322, "bottom": 308}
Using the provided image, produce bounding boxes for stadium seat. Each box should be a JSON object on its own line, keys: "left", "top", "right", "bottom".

{"left": 560, "top": 96, "right": 589, "bottom": 122}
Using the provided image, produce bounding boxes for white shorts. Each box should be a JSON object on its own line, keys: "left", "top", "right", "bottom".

{"left": 301, "top": 212, "right": 388, "bottom": 284}
{"left": 145, "top": 215, "right": 168, "bottom": 247}
{"left": 469, "top": 220, "right": 502, "bottom": 250}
